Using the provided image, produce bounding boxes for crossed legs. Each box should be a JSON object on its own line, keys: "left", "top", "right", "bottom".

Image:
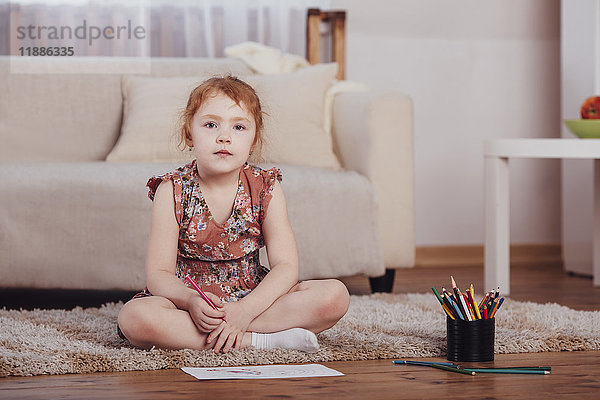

{"left": 117, "top": 279, "right": 350, "bottom": 351}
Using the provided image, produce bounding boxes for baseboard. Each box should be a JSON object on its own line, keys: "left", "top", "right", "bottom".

{"left": 415, "top": 244, "right": 562, "bottom": 268}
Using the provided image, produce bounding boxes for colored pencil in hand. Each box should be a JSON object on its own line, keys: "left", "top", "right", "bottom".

{"left": 185, "top": 274, "right": 226, "bottom": 321}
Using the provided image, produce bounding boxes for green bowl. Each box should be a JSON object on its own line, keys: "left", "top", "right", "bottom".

{"left": 564, "top": 119, "right": 600, "bottom": 138}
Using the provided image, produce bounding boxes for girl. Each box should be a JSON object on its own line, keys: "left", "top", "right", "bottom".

{"left": 117, "top": 76, "right": 350, "bottom": 354}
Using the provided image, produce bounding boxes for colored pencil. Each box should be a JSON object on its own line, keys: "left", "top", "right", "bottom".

{"left": 488, "top": 298, "right": 500, "bottom": 318}
{"left": 395, "top": 360, "right": 551, "bottom": 374}
{"left": 441, "top": 293, "right": 458, "bottom": 318}
{"left": 431, "top": 287, "right": 444, "bottom": 304}
{"left": 431, "top": 287, "right": 455, "bottom": 319}
{"left": 393, "top": 360, "right": 458, "bottom": 367}
{"left": 484, "top": 297, "right": 491, "bottom": 313}
{"left": 442, "top": 287, "right": 451, "bottom": 298}
{"left": 431, "top": 286, "right": 456, "bottom": 319}
{"left": 443, "top": 288, "right": 465, "bottom": 320}
{"left": 459, "top": 293, "right": 473, "bottom": 321}
{"left": 435, "top": 280, "right": 504, "bottom": 321}
{"left": 489, "top": 297, "right": 504, "bottom": 318}
{"left": 485, "top": 289, "right": 495, "bottom": 309}
{"left": 430, "top": 364, "right": 476, "bottom": 376}
{"left": 451, "top": 276, "right": 467, "bottom": 318}
{"left": 185, "top": 274, "right": 226, "bottom": 321}
{"left": 442, "top": 304, "right": 456, "bottom": 320}
{"left": 471, "top": 366, "right": 551, "bottom": 371}
{"left": 463, "top": 294, "right": 475, "bottom": 321}
{"left": 447, "top": 294, "right": 465, "bottom": 320}
{"left": 470, "top": 284, "right": 481, "bottom": 319}
{"left": 479, "top": 291, "right": 491, "bottom": 310}
{"left": 448, "top": 293, "right": 459, "bottom": 306}
{"left": 464, "top": 293, "right": 476, "bottom": 320}
{"left": 462, "top": 368, "right": 550, "bottom": 375}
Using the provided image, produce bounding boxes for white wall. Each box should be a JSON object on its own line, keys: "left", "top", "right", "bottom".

{"left": 331, "top": 0, "right": 561, "bottom": 247}
{"left": 561, "top": 0, "right": 600, "bottom": 275}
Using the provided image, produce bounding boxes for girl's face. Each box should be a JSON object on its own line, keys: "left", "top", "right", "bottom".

{"left": 188, "top": 92, "right": 257, "bottom": 176}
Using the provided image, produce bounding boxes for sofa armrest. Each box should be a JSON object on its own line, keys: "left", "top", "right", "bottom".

{"left": 332, "top": 92, "right": 415, "bottom": 268}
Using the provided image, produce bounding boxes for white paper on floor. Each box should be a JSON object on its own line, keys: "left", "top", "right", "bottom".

{"left": 181, "top": 363, "right": 344, "bottom": 380}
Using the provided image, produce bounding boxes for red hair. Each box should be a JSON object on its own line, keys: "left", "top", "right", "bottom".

{"left": 179, "top": 76, "right": 264, "bottom": 158}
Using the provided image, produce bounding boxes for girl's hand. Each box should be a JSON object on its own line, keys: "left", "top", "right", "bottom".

{"left": 207, "top": 301, "right": 253, "bottom": 353}
{"left": 187, "top": 292, "right": 226, "bottom": 333}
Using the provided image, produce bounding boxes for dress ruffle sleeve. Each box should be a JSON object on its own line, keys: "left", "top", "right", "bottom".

{"left": 258, "top": 167, "right": 283, "bottom": 223}
{"left": 146, "top": 171, "right": 185, "bottom": 225}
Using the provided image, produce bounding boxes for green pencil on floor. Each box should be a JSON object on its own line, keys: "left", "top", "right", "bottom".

{"left": 394, "top": 361, "right": 552, "bottom": 376}
{"left": 393, "top": 360, "right": 457, "bottom": 367}
{"left": 462, "top": 368, "right": 550, "bottom": 375}
{"left": 430, "top": 363, "right": 476, "bottom": 376}
{"left": 470, "top": 366, "right": 551, "bottom": 371}
{"left": 511, "top": 367, "right": 551, "bottom": 371}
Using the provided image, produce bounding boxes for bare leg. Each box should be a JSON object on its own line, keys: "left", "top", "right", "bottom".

{"left": 117, "top": 296, "right": 252, "bottom": 350}
{"left": 247, "top": 279, "right": 350, "bottom": 334}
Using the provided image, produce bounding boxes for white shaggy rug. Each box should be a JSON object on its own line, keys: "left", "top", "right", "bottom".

{"left": 1, "top": 293, "right": 599, "bottom": 377}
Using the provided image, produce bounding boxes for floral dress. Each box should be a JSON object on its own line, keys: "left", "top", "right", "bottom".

{"left": 146, "top": 159, "right": 282, "bottom": 302}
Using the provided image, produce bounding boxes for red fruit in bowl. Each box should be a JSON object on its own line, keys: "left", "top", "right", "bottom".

{"left": 581, "top": 96, "right": 600, "bottom": 119}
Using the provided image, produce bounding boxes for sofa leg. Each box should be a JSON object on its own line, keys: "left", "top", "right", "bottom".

{"left": 369, "top": 268, "right": 396, "bottom": 293}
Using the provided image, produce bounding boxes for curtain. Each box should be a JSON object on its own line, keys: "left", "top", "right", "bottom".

{"left": 1, "top": 0, "right": 331, "bottom": 57}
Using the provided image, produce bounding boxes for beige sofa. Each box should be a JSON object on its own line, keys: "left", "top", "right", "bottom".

{"left": 0, "top": 56, "right": 414, "bottom": 291}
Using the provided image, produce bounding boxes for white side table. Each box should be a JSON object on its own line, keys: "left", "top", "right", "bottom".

{"left": 484, "top": 138, "right": 600, "bottom": 295}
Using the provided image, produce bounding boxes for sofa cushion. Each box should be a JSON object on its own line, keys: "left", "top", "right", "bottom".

{"left": 106, "top": 63, "right": 342, "bottom": 170}
{"left": 0, "top": 60, "right": 123, "bottom": 162}
{"left": 0, "top": 56, "right": 252, "bottom": 162}
{"left": 0, "top": 162, "right": 383, "bottom": 289}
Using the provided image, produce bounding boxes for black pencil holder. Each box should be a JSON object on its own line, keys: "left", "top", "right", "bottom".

{"left": 446, "top": 317, "right": 495, "bottom": 362}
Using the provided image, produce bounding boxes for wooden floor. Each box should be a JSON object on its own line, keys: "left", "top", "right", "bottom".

{"left": 2, "top": 262, "right": 600, "bottom": 399}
